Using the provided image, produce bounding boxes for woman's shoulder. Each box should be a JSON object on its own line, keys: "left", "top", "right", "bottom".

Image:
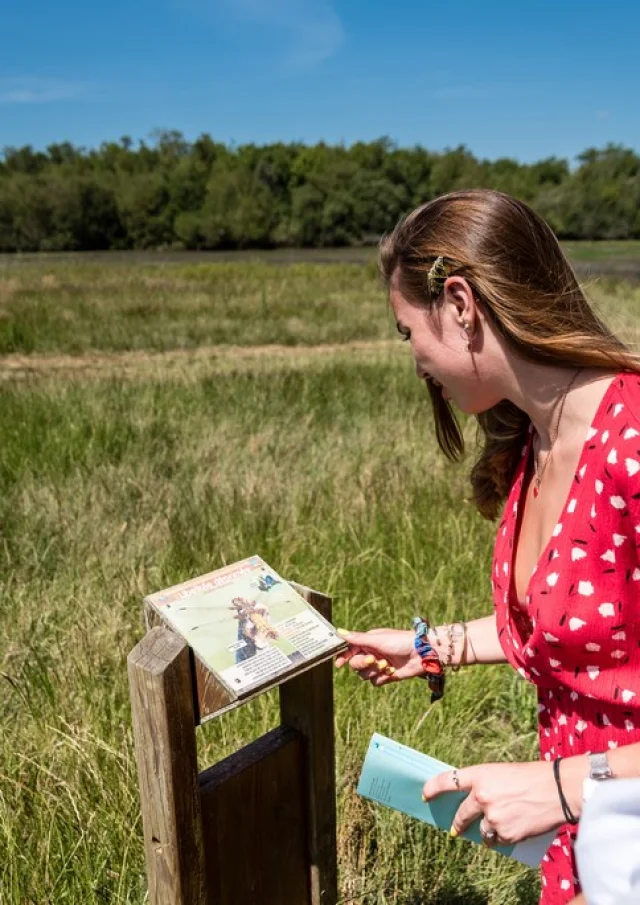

{"left": 617, "top": 371, "right": 640, "bottom": 428}
{"left": 593, "top": 371, "right": 640, "bottom": 502}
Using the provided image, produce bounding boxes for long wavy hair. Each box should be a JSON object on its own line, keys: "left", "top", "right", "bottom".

{"left": 379, "top": 189, "right": 640, "bottom": 520}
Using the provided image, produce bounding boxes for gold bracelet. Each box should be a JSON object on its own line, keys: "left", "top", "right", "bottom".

{"left": 466, "top": 627, "right": 478, "bottom": 665}
{"left": 446, "top": 621, "right": 467, "bottom": 672}
{"left": 444, "top": 623, "right": 455, "bottom": 668}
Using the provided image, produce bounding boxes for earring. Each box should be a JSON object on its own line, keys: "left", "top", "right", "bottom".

{"left": 460, "top": 321, "right": 473, "bottom": 352}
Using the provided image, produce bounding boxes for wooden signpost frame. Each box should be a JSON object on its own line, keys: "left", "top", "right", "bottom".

{"left": 127, "top": 583, "right": 339, "bottom": 905}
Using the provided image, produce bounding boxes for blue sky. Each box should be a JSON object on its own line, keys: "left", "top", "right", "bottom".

{"left": 2, "top": 0, "right": 639, "bottom": 164}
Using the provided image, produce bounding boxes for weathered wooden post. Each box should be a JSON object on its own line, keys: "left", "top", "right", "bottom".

{"left": 128, "top": 576, "right": 340, "bottom": 905}
{"left": 128, "top": 629, "right": 206, "bottom": 905}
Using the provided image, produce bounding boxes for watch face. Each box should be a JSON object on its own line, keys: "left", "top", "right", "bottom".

{"left": 589, "top": 752, "right": 614, "bottom": 781}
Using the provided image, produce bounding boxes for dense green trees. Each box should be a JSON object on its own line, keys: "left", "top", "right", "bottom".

{"left": 0, "top": 133, "right": 638, "bottom": 251}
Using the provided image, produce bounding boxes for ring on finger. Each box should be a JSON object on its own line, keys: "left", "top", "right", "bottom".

{"left": 479, "top": 819, "right": 498, "bottom": 847}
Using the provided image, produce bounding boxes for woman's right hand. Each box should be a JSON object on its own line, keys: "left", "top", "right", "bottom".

{"left": 335, "top": 628, "right": 423, "bottom": 685}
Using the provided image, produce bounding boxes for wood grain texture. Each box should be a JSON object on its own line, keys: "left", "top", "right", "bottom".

{"left": 280, "top": 586, "right": 338, "bottom": 905}
{"left": 128, "top": 626, "right": 207, "bottom": 905}
{"left": 199, "top": 726, "right": 310, "bottom": 905}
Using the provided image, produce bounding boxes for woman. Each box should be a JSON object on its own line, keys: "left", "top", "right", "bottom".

{"left": 336, "top": 190, "right": 640, "bottom": 905}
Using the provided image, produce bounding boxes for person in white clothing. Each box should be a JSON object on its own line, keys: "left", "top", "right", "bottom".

{"left": 571, "top": 778, "right": 640, "bottom": 905}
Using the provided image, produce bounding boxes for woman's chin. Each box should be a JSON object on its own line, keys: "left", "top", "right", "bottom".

{"left": 446, "top": 393, "right": 481, "bottom": 415}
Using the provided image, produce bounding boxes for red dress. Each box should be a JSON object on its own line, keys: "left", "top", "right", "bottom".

{"left": 493, "top": 372, "right": 640, "bottom": 905}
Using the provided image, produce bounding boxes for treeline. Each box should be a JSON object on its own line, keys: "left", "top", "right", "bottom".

{"left": 1, "top": 132, "right": 640, "bottom": 251}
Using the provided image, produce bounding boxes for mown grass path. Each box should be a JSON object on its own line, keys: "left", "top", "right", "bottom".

{"left": 0, "top": 339, "right": 400, "bottom": 381}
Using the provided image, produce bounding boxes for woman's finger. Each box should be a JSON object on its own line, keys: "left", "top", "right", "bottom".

{"left": 422, "top": 767, "right": 473, "bottom": 801}
{"left": 421, "top": 768, "right": 481, "bottom": 838}
{"left": 337, "top": 628, "right": 376, "bottom": 647}
{"left": 451, "top": 792, "right": 483, "bottom": 837}
{"left": 355, "top": 659, "right": 401, "bottom": 681}
{"left": 335, "top": 645, "right": 367, "bottom": 669}
{"left": 334, "top": 652, "right": 353, "bottom": 668}
{"left": 348, "top": 652, "right": 379, "bottom": 671}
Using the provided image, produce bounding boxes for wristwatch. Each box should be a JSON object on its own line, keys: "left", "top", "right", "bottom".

{"left": 583, "top": 751, "right": 614, "bottom": 803}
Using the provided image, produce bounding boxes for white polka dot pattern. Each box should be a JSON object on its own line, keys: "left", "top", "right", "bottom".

{"left": 491, "top": 373, "right": 640, "bottom": 905}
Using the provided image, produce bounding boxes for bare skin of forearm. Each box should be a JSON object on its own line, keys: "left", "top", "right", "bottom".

{"left": 431, "top": 613, "right": 507, "bottom": 667}
{"left": 560, "top": 740, "right": 640, "bottom": 820}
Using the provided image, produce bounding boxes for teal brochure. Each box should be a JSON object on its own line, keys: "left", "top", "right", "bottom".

{"left": 357, "top": 733, "right": 556, "bottom": 868}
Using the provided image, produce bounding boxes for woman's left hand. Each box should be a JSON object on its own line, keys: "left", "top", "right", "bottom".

{"left": 422, "top": 760, "right": 565, "bottom": 846}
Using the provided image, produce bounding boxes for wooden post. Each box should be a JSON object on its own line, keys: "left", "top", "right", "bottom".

{"left": 128, "top": 626, "right": 207, "bottom": 905}
{"left": 198, "top": 726, "right": 310, "bottom": 904}
{"left": 280, "top": 586, "right": 338, "bottom": 905}
{"left": 129, "top": 580, "right": 340, "bottom": 905}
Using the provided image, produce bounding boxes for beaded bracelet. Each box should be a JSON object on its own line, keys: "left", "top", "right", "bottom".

{"left": 412, "top": 617, "right": 445, "bottom": 702}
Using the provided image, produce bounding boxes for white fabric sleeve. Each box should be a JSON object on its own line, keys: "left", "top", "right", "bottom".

{"left": 575, "top": 778, "right": 640, "bottom": 905}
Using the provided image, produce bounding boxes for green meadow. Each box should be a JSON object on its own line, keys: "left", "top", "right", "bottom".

{"left": 1, "top": 255, "right": 640, "bottom": 904}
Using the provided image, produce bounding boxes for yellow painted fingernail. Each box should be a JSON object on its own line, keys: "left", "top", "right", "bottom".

{"left": 364, "top": 655, "right": 375, "bottom": 666}
{"left": 377, "top": 659, "right": 388, "bottom": 670}
{"left": 337, "top": 628, "right": 350, "bottom": 638}
{"left": 449, "top": 826, "right": 459, "bottom": 838}
{"left": 421, "top": 793, "right": 427, "bottom": 802}
{"left": 386, "top": 666, "right": 396, "bottom": 675}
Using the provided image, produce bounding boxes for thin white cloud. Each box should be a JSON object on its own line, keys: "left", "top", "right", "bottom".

{"left": 0, "top": 77, "right": 87, "bottom": 104}
{"left": 215, "top": 0, "right": 345, "bottom": 71}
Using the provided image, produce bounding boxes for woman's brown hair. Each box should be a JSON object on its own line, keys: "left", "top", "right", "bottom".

{"left": 379, "top": 189, "right": 640, "bottom": 520}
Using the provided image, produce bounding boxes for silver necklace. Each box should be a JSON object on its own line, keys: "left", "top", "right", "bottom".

{"left": 532, "top": 369, "right": 582, "bottom": 499}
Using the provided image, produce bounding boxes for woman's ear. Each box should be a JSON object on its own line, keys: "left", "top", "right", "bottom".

{"left": 443, "top": 275, "right": 477, "bottom": 327}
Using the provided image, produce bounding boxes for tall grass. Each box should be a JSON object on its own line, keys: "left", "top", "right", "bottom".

{"left": 0, "top": 260, "right": 385, "bottom": 354}
{"left": 1, "top": 259, "right": 639, "bottom": 904}
{"left": 1, "top": 254, "right": 639, "bottom": 357}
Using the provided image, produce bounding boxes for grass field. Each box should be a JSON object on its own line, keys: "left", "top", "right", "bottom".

{"left": 1, "top": 252, "right": 639, "bottom": 904}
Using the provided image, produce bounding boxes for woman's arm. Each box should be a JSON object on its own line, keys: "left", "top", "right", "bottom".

{"left": 422, "top": 742, "right": 640, "bottom": 846}
{"left": 558, "top": 742, "right": 640, "bottom": 822}
{"left": 335, "top": 611, "right": 506, "bottom": 684}
{"left": 439, "top": 613, "right": 506, "bottom": 667}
